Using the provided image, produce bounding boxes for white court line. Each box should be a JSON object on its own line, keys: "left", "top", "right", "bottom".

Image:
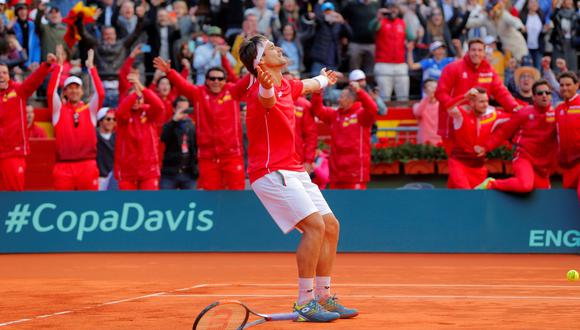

{"left": 193, "top": 283, "right": 580, "bottom": 289}
{"left": 159, "top": 293, "right": 580, "bottom": 301}
{"left": 0, "top": 284, "right": 208, "bottom": 328}
{"left": 0, "top": 319, "right": 31, "bottom": 327}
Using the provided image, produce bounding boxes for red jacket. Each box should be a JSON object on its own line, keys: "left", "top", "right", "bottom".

{"left": 118, "top": 56, "right": 135, "bottom": 103}
{"left": 0, "top": 62, "right": 51, "bottom": 159}
{"left": 114, "top": 89, "right": 165, "bottom": 181}
{"left": 556, "top": 94, "right": 580, "bottom": 169}
{"left": 374, "top": 18, "right": 406, "bottom": 64}
{"left": 311, "top": 89, "right": 378, "bottom": 183}
{"left": 166, "top": 68, "right": 250, "bottom": 160}
{"left": 435, "top": 55, "right": 519, "bottom": 139}
{"left": 294, "top": 96, "right": 317, "bottom": 163}
{"left": 245, "top": 78, "right": 305, "bottom": 183}
{"left": 49, "top": 65, "right": 104, "bottom": 162}
{"left": 451, "top": 105, "right": 508, "bottom": 167}
{"left": 485, "top": 105, "right": 557, "bottom": 176}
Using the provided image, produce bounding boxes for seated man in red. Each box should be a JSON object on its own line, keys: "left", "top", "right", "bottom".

{"left": 474, "top": 80, "right": 557, "bottom": 192}
{"left": 447, "top": 87, "right": 508, "bottom": 189}
{"left": 310, "top": 81, "right": 378, "bottom": 190}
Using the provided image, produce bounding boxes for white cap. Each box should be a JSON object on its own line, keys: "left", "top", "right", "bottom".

{"left": 64, "top": 76, "right": 83, "bottom": 88}
{"left": 484, "top": 35, "right": 496, "bottom": 45}
{"left": 429, "top": 41, "right": 445, "bottom": 52}
{"left": 348, "top": 69, "right": 366, "bottom": 82}
{"left": 0, "top": 0, "right": 6, "bottom": 5}
{"left": 97, "top": 107, "right": 110, "bottom": 121}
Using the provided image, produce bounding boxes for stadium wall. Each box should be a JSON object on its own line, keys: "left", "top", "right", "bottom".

{"left": 0, "top": 190, "right": 578, "bottom": 253}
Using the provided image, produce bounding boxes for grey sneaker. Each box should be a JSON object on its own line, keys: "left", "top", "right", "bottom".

{"left": 293, "top": 299, "right": 340, "bottom": 322}
{"left": 319, "top": 295, "right": 359, "bottom": 319}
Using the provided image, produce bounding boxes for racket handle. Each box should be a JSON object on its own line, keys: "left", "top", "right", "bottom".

{"left": 266, "top": 312, "right": 299, "bottom": 321}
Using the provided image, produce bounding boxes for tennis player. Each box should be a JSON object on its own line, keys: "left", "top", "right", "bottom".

{"left": 238, "top": 35, "right": 357, "bottom": 322}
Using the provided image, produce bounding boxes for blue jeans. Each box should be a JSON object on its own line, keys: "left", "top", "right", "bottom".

{"left": 529, "top": 49, "right": 542, "bottom": 71}
{"left": 160, "top": 172, "right": 196, "bottom": 190}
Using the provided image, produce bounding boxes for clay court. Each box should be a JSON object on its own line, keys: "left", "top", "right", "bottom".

{"left": 1, "top": 253, "right": 579, "bottom": 329}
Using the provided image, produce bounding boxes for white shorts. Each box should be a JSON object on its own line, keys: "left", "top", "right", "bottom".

{"left": 251, "top": 170, "right": 332, "bottom": 234}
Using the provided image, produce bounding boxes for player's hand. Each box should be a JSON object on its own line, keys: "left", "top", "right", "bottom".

{"left": 320, "top": 68, "right": 338, "bottom": 87}
{"left": 181, "top": 58, "right": 191, "bottom": 70}
{"left": 541, "top": 56, "right": 551, "bottom": 70}
{"left": 46, "top": 53, "right": 57, "bottom": 65}
{"left": 464, "top": 88, "right": 478, "bottom": 100}
{"left": 85, "top": 49, "right": 95, "bottom": 69}
{"left": 218, "top": 44, "right": 231, "bottom": 56}
{"left": 257, "top": 64, "right": 273, "bottom": 89}
{"left": 173, "top": 108, "right": 187, "bottom": 121}
{"left": 349, "top": 81, "right": 361, "bottom": 92}
{"left": 474, "top": 145, "right": 486, "bottom": 157}
{"left": 153, "top": 57, "right": 171, "bottom": 74}
{"left": 130, "top": 44, "right": 143, "bottom": 59}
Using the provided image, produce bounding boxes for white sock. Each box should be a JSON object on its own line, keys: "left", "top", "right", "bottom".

{"left": 315, "top": 276, "right": 331, "bottom": 299}
{"left": 298, "top": 278, "right": 314, "bottom": 305}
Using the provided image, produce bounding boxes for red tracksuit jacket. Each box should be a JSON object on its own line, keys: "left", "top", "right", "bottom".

{"left": 0, "top": 62, "right": 52, "bottom": 159}
{"left": 49, "top": 65, "right": 104, "bottom": 162}
{"left": 166, "top": 68, "right": 250, "bottom": 160}
{"left": 114, "top": 89, "right": 165, "bottom": 181}
{"left": 294, "top": 96, "right": 317, "bottom": 164}
{"left": 311, "top": 89, "right": 378, "bottom": 183}
{"left": 451, "top": 105, "right": 507, "bottom": 167}
{"left": 485, "top": 105, "right": 557, "bottom": 176}
{"left": 556, "top": 94, "right": 580, "bottom": 169}
{"left": 435, "top": 55, "right": 519, "bottom": 139}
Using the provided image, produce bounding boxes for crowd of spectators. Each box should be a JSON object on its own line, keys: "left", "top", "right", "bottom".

{"left": 0, "top": 0, "right": 578, "bottom": 194}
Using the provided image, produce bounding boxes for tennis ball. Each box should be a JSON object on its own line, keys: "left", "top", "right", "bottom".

{"left": 567, "top": 270, "right": 579, "bottom": 281}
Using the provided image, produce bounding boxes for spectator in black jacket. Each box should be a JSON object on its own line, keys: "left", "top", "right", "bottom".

{"left": 305, "top": 2, "right": 352, "bottom": 76}
{"left": 97, "top": 107, "right": 117, "bottom": 191}
{"left": 341, "top": 0, "right": 379, "bottom": 75}
{"left": 144, "top": 1, "right": 181, "bottom": 85}
{"left": 160, "top": 96, "right": 197, "bottom": 190}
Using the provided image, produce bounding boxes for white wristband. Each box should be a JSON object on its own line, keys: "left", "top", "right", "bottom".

{"left": 313, "top": 75, "right": 329, "bottom": 89}
{"left": 259, "top": 85, "right": 274, "bottom": 98}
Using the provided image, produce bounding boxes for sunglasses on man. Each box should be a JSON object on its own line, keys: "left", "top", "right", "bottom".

{"left": 207, "top": 76, "right": 225, "bottom": 81}
{"left": 534, "top": 90, "right": 551, "bottom": 96}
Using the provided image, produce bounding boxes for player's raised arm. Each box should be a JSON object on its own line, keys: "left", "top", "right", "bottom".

{"left": 301, "top": 68, "right": 339, "bottom": 96}
{"left": 257, "top": 64, "right": 276, "bottom": 108}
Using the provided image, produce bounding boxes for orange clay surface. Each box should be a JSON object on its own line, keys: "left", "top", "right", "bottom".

{"left": 1, "top": 253, "right": 579, "bottom": 329}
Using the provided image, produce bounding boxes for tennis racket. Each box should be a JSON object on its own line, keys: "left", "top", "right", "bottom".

{"left": 192, "top": 300, "right": 298, "bottom": 330}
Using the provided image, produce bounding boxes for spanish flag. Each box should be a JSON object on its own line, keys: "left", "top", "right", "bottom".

{"left": 63, "top": 1, "right": 97, "bottom": 49}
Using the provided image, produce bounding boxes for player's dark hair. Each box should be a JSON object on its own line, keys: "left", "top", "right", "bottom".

{"left": 173, "top": 96, "right": 189, "bottom": 108}
{"left": 205, "top": 67, "right": 227, "bottom": 79}
{"left": 474, "top": 87, "right": 487, "bottom": 94}
{"left": 239, "top": 35, "right": 269, "bottom": 77}
{"left": 423, "top": 78, "right": 437, "bottom": 88}
{"left": 157, "top": 76, "right": 172, "bottom": 87}
{"left": 532, "top": 79, "right": 551, "bottom": 94}
{"left": 468, "top": 38, "right": 485, "bottom": 49}
{"left": 557, "top": 71, "right": 579, "bottom": 84}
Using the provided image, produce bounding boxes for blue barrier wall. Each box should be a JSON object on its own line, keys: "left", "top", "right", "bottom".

{"left": 0, "top": 190, "right": 578, "bottom": 253}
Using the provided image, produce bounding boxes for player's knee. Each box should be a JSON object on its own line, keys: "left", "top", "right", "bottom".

{"left": 300, "top": 213, "right": 325, "bottom": 239}
{"left": 323, "top": 215, "right": 340, "bottom": 238}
